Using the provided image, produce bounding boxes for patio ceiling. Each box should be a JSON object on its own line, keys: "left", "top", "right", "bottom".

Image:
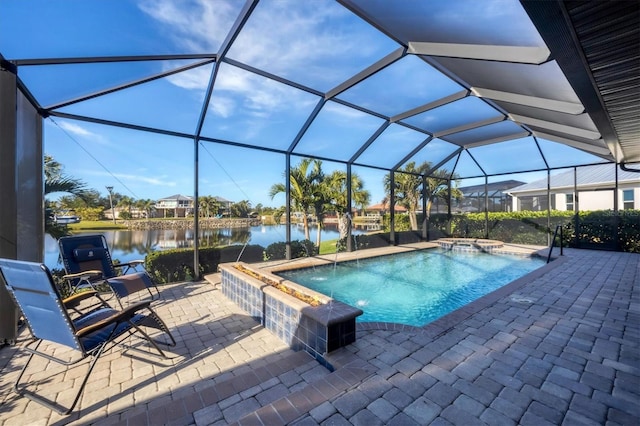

{"left": 1, "top": 0, "right": 638, "bottom": 178}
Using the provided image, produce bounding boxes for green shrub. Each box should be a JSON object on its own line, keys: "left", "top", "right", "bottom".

{"left": 426, "top": 210, "right": 639, "bottom": 253}
{"left": 50, "top": 268, "right": 72, "bottom": 298}
{"left": 335, "top": 235, "right": 361, "bottom": 252}
{"left": 381, "top": 214, "right": 411, "bottom": 232}
{"left": 337, "top": 232, "right": 398, "bottom": 251}
{"left": 74, "top": 207, "right": 104, "bottom": 221}
{"left": 336, "top": 230, "right": 426, "bottom": 251}
{"left": 145, "top": 244, "right": 265, "bottom": 284}
{"left": 264, "top": 240, "right": 317, "bottom": 261}
{"left": 619, "top": 210, "right": 640, "bottom": 252}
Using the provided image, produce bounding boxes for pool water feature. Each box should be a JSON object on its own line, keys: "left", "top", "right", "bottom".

{"left": 277, "top": 249, "right": 546, "bottom": 327}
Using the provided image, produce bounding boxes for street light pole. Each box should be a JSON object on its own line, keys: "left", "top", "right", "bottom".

{"left": 106, "top": 186, "right": 115, "bottom": 223}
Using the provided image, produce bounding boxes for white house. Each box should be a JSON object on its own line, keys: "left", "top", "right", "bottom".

{"left": 154, "top": 194, "right": 235, "bottom": 218}
{"left": 507, "top": 164, "right": 640, "bottom": 212}
{"left": 155, "top": 194, "right": 194, "bottom": 218}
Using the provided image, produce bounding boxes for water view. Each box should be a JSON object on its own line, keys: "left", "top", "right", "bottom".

{"left": 44, "top": 224, "right": 375, "bottom": 271}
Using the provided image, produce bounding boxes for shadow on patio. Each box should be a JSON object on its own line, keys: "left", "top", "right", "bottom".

{"left": 0, "top": 280, "right": 326, "bottom": 425}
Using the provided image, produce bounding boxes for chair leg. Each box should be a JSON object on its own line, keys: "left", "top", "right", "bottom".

{"left": 13, "top": 340, "right": 40, "bottom": 396}
{"left": 147, "top": 286, "right": 158, "bottom": 301}
{"left": 129, "top": 323, "right": 168, "bottom": 358}
{"left": 14, "top": 340, "right": 109, "bottom": 415}
{"left": 64, "top": 342, "right": 110, "bottom": 414}
{"left": 138, "top": 310, "right": 177, "bottom": 347}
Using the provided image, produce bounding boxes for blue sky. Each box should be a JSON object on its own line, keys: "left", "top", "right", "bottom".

{"left": 1, "top": 0, "right": 607, "bottom": 208}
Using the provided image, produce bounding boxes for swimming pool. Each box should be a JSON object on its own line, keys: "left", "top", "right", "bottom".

{"left": 277, "top": 249, "right": 546, "bottom": 327}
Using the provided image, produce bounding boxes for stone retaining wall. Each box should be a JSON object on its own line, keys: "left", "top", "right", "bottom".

{"left": 124, "top": 218, "right": 261, "bottom": 230}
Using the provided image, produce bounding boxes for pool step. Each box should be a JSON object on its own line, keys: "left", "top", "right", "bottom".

{"left": 192, "top": 349, "right": 375, "bottom": 425}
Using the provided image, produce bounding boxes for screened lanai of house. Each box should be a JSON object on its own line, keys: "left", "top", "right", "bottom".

{"left": 0, "top": 0, "right": 638, "bottom": 269}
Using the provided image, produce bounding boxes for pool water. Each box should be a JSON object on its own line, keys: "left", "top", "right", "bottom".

{"left": 278, "top": 249, "right": 546, "bottom": 327}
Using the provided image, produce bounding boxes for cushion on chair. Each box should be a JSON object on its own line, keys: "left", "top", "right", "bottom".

{"left": 108, "top": 272, "right": 153, "bottom": 298}
{"left": 74, "top": 307, "right": 146, "bottom": 352}
{"left": 73, "top": 248, "right": 108, "bottom": 262}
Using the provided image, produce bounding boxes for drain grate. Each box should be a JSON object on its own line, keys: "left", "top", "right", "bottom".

{"left": 510, "top": 295, "right": 535, "bottom": 304}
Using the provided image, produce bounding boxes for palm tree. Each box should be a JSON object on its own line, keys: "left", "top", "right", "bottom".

{"left": 198, "top": 196, "right": 219, "bottom": 218}
{"left": 424, "top": 168, "right": 462, "bottom": 219}
{"left": 384, "top": 161, "right": 462, "bottom": 231}
{"left": 326, "top": 170, "right": 370, "bottom": 240}
{"left": 269, "top": 158, "right": 323, "bottom": 241}
{"left": 310, "top": 173, "right": 330, "bottom": 248}
{"left": 384, "top": 162, "right": 425, "bottom": 230}
{"left": 136, "top": 198, "right": 155, "bottom": 219}
{"left": 44, "top": 154, "right": 89, "bottom": 238}
{"left": 231, "top": 200, "right": 252, "bottom": 218}
{"left": 118, "top": 196, "right": 134, "bottom": 219}
{"left": 44, "top": 154, "right": 62, "bottom": 180}
{"left": 45, "top": 177, "right": 88, "bottom": 202}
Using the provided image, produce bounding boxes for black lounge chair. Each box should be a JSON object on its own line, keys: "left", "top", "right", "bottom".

{"left": 58, "top": 234, "right": 159, "bottom": 304}
{"left": 0, "top": 258, "right": 172, "bottom": 415}
{"left": 57, "top": 234, "right": 176, "bottom": 347}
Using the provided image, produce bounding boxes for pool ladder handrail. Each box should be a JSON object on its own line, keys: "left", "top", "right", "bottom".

{"left": 547, "top": 225, "right": 564, "bottom": 263}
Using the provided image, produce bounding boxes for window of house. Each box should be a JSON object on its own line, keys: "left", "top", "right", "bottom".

{"left": 623, "top": 189, "right": 635, "bottom": 210}
{"left": 566, "top": 193, "right": 574, "bottom": 211}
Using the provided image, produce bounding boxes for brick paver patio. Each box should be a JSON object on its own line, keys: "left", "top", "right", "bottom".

{"left": 0, "top": 247, "right": 637, "bottom": 425}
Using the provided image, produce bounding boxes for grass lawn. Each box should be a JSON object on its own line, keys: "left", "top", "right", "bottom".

{"left": 319, "top": 239, "right": 338, "bottom": 255}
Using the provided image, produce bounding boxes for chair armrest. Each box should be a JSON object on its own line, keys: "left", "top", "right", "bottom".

{"left": 75, "top": 301, "right": 152, "bottom": 338}
{"left": 63, "top": 270, "right": 103, "bottom": 280}
{"left": 123, "top": 260, "right": 144, "bottom": 267}
{"left": 63, "top": 290, "right": 100, "bottom": 308}
{"left": 115, "top": 260, "right": 145, "bottom": 271}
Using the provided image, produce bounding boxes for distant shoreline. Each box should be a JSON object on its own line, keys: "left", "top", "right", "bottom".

{"left": 69, "top": 218, "right": 262, "bottom": 231}
{"left": 68, "top": 217, "right": 381, "bottom": 232}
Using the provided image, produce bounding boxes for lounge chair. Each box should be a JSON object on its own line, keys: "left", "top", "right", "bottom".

{"left": 58, "top": 234, "right": 159, "bottom": 306}
{"left": 0, "top": 258, "right": 172, "bottom": 415}
{"left": 58, "top": 234, "right": 176, "bottom": 347}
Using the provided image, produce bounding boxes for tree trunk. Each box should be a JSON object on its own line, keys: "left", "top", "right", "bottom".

{"left": 303, "top": 214, "right": 310, "bottom": 240}
{"left": 338, "top": 213, "right": 350, "bottom": 240}
{"left": 316, "top": 222, "right": 322, "bottom": 248}
{"left": 409, "top": 209, "right": 418, "bottom": 231}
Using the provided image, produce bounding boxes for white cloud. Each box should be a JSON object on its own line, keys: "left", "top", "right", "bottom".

{"left": 208, "top": 96, "right": 235, "bottom": 118}
{"left": 205, "top": 65, "right": 316, "bottom": 119}
{"left": 228, "top": 2, "right": 357, "bottom": 77}
{"left": 58, "top": 121, "right": 94, "bottom": 137}
{"left": 323, "top": 101, "right": 370, "bottom": 121}
{"left": 138, "top": 0, "right": 237, "bottom": 52}
{"left": 138, "top": 0, "right": 369, "bottom": 119}
{"left": 119, "top": 174, "right": 176, "bottom": 186}
{"left": 85, "top": 169, "right": 175, "bottom": 187}
{"left": 215, "top": 65, "right": 253, "bottom": 92}
{"left": 165, "top": 65, "right": 212, "bottom": 91}
{"left": 54, "top": 120, "right": 110, "bottom": 144}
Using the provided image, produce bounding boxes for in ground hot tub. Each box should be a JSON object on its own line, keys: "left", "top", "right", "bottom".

{"left": 436, "top": 238, "right": 504, "bottom": 253}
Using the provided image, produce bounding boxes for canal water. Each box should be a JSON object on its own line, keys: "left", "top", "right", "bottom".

{"left": 44, "top": 223, "right": 377, "bottom": 271}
